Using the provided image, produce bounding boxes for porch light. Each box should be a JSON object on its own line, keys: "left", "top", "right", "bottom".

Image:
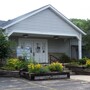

{"left": 53, "top": 36, "right": 59, "bottom": 39}
{"left": 23, "top": 34, "right": 28, "bottom": 37}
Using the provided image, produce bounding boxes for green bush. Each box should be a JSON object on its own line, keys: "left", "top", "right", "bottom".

{"left": 38, "top": 67, "right": 50, "bottom": 73}
{"left": 60, "top": 54, "right": 70, "bottom": 63}
{"left": 28, "top": 58, "right": 37, "bottom": 64}
{"left": 48, "top": 62, "right": 63, "bottom": 72}
{"left": 86, "top": 59, "right": 90, "bottom": 68}
{"left": 0, "top": 66, "right": 15, "bottom": 71}
{"left": 15, "top": 61, "right": 28, "bottom": 70}
{"left": 28, "top": 63, "right": 63, "bottom": 74}
{"left": 68, "top": 62, "right": 79, "bottom": 66}
{"left": 0, "top": 30, "right": 12, "bottom": 63}
{"left": 28, "top": 63, "right": 48, "bottom": 74}
{"left": 4, "top": 58, "right": 64, "bottom": 73}
{"left": 79, "top": 57, "right": 87, "bottom": 65}
{"left": 7, "top": 58, "right": 27, "bottom": 70}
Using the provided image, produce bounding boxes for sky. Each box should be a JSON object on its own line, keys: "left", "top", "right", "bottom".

{"left": 0, "top": 0, "right": 90, "bottom": 21}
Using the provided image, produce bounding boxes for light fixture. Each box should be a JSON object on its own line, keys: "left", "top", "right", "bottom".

{"left": 53, "top": 36, "right": 59, "bottom": 39}
{"left": 23, "top": 34, "right": 28, "bottom": 37}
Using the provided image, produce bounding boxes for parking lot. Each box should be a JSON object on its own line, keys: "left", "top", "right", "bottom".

{"left": 0, "top": 77, "right": 90, "bottom": 90}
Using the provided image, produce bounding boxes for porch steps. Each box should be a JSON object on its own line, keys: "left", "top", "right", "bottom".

{"left": 63, "top": 67, "right": 75, "bottom": 75}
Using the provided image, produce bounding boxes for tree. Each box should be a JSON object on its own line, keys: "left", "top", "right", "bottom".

{"left": 70, "top": 19, "right": 87, "bottom": 32}
{"left": 70, "top": 19, "right": 90, "bottom": 53}
{"left": 0, "top": 29, "right": 11, "bottom": 64}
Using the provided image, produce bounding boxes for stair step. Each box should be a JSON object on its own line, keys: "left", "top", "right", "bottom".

{"left": 64, "top": 67, "right": 75, "bottom": 75}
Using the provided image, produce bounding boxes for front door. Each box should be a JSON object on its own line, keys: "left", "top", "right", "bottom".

{"left": 71, "top": 45, "right": 78, "bottom": 59}
{"left": 18, "top": 38, "right": 48, "bottom": 63}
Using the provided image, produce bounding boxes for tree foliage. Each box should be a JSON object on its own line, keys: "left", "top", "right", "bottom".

{"left": 70, "top": 19, "right": 90, "bottom": 52}
{"left": 0, "top": 29, "right": 11, "bottom": 62}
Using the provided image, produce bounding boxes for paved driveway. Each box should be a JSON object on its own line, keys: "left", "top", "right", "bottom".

{"left": 0, "top": 77, "right": 90, "bottom": 90}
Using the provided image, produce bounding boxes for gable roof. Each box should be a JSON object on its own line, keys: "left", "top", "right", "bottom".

{"left": 0, "top": 20, "right": 6, "bottom": 26}
{"left": 0, "top": 4, "right": 86, "bottom": 35}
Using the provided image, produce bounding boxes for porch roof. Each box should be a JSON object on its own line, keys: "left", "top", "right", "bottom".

{"left": 9, "top": 31, "right": 78, "bottom": 39}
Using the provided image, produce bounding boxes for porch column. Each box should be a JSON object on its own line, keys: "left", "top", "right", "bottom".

{"left": 78, "top": 34, "right": 82, "bottom": 59}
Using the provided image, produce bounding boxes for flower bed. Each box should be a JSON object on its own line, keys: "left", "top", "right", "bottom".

{"left": 19, "top": 70, "right": 70, "bottom": 80}
{"left": 74, "top": 69, "right": 90, "bottom": 75}
{"left": 19, "top": 62, "right": 70, "bottom": 80}
{"left": 66, "top": 64, "right": 90, "bottom": 75}
{"left": 0, "top": 58, "right": 70, "bottom": 80}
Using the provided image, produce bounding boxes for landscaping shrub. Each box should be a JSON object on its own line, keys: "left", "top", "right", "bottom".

{"left": 3, "top": 58, "right": 63, "bottom": 73}
{"left": 0, "top": 66, "right": 15, "bottom": 71}
{"left": 60, "top": 54, "right": 71, "bottom": 63}
{"left": 7, "top": 58, "right": 27, "bottom": 70}
{"left": 7, "top": 58, "right": 18, "bottom": 68}
{"left": 28, "top": 63, "right": 50, "bottom": 74}
{"left": 79, "top": 57, "right": 87, "bottom": 65}
{"left": 68, "top": 62, "right": 79, "bottom": 66}
{"left": 48, "top": 62, "right": 63, "bottom": 72}
{"left": 0, "top": 30, "right": 12, "bottom": 64}
{"left": 28, "top": 63, "right": 41, "bottom": 73}
{"left": 28, "top": 58, "right": 37, "bottom": 64}
{"left": 38, "top": 67, "right": 50, "bottom": 74}
{"left": 86, "top": 59, "right": 90, "bottom": 68}
{"left": 28, "top": 62, "right": 63, "bottom": 74}
{"left": 70, "top": 58, "right": 78, "bottom": 62}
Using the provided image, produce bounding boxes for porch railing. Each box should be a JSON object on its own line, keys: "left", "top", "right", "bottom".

{"left": 49, "top": 55, "right": 60, "bottom": 63}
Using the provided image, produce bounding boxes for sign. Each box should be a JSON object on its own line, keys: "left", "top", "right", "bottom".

{"left": 16, "top": 46, "right": 31, "bottom": 59}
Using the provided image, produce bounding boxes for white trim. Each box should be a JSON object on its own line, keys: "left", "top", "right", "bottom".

{"left": 2, "top": 4, "right": 86, "bottom": 35}
{"left": 8, "top": 30, "right": 79, "bottom": 38}
{"left": 45, "top": 39, "right": 48, "bottom": 63}
{"left": 7, "top": 30, "right": 14, "bottom": 36}
{"left": 78, "top": 34, "right": 82, "bottom": 59}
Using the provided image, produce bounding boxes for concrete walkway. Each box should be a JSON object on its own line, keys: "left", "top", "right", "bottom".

{"left": 71, "top": 75, "right": 90, "bottom": 82}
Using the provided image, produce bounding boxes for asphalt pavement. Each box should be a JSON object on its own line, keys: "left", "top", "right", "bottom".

{"left": 0, "top": 76, "right": 90, "bottom": 90}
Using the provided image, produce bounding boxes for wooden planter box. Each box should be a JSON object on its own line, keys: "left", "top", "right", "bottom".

{"left": 66, "top": 65, "right": 90, "bottom": 75}
{"left": 19, "top": 71, "right": 70, "bottom": 80}
{"left": 0, "top": 70, "right": 19, "bottom": 77}
{"left": 73, "top": 69, "right": 90, "bottom": 75}
{"left": 66, "top": 65, "right": 86, "bottom": 70}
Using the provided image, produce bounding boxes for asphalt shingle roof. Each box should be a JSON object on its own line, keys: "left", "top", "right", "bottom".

{"left": 0, "top": 20, "right": 6, "bottom": 26}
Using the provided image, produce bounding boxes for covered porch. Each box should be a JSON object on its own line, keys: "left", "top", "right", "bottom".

{"left": 9, "top": 32, "right": 82, "bottom": 63}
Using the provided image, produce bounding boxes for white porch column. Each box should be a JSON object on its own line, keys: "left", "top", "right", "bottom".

{"left": 78, "top": 34, "right": 82, "bottom": 59}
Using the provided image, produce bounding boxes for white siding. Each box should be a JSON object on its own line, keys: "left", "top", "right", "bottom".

{"left": 70, "top": 38, "right": 78, "bottom": 45}
{"left": 7, "top": 8, "right": 80, "bottom": 37}
{"left": 48, "top": 39, "right": 71, "bottom": 56}
{"left": 5, "top": 28, "right": 12, "bottom": 35}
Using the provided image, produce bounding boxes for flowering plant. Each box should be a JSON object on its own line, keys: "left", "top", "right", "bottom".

{"left": 28, "top": 62, "right": 63, "bottom": 74}
{"left": 7, "top": 58, "right": 27, "bottom": 70}
{"left": 28, "top": 63, "right": 50, "bottom": 74}
{"left": 86, "top": 59, "right": 90, "bottom": 68}
{"left": 48, "top": 62, "right": 63, "bottom": 72}
{"left": 28, "top": 63, "right": 42, "bottom": 73}
{"left": 7, "top": 58, "right": 19, "bottom": 67}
